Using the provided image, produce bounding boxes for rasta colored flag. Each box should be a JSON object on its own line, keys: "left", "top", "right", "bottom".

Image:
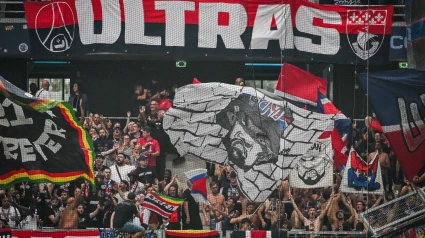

{"left": 166, "top": 230, "right": 219, "bottom": 238}
{"left": 0, "top": 76, "right": 95, "bottom": 187}
{"left": 142, "top": 191, "right": 185, "bottom": 218}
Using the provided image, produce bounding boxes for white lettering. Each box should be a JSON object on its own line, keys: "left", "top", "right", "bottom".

{"left": 125, "top": 0, "right": 161, "bottom": 45}
{"left": 76, "top": 0, "right": 121, "bottom": 45}
{"left": 198, "top": 3, "right": 246, "bottom": 49}
{"left": 0, "top": 137, "right": 36, "bottom": 162}
{"left": 398, "top": 97, "right": 425, "bottom": 151}
{"left": 294, "top": 6, "right": 341, "bottom": 55}
{"left": 155, "top": 1, "right": 195, "bottom": 47}
{"left": 250, "top": 4, "right": 294, "bottom": 50}
{"left": 0, "top": 101, "right": 10, "bottom": 127}
{"left": 33, "top": 119, "right": 66, "bottom": 161}
{"left": 2, "top": 98, "right": 33, "bottom": 126}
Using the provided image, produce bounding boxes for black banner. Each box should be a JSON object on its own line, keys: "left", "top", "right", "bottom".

{"left": 0, "top": 77, "right": 95, "bottom": 188}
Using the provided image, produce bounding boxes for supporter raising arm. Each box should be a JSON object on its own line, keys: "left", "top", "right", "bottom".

{"left": 290, "top": 193, "right": 333, "bottom": 232}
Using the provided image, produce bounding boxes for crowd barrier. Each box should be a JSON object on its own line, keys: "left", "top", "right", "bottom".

{"left": 361, "top": 188, "right": 425, "bottom": 237}
{"left": 0, "top": 229, "right": 366, "bottom": 238}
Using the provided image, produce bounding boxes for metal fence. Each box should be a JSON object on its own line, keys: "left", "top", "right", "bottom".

{"left": 288, "top": 231, "right": 368, "bottom": 238}
{"left": 361, "top": 189, "right": 425, "bottom": 237}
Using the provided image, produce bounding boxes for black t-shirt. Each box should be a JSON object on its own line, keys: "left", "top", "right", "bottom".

{"left": 78, "top": 213, "right": 90, "bottom": 229}
{"left": 42, "top": 206, "right": 59, "bottom": 227}
{"left": 182, "top": 189, "right": 199, "bottom": 219}
{"left": 150, "top": 121, "right": 171, "bottom": 154}
{"left": 132, "top": 92, "right": 147, "bottom": 115}
{"left": 135, "top": 166, "right": 157, "bottom": 185}
{"left": 94, "top": 139, "right": 114, "bottom": 153}
{"left": 113, "top": 200, "right": 138, "bottom": 229}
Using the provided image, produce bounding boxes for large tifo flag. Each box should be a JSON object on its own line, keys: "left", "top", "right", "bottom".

{"left": 164, "top": 83, "right": 335, "bottom": 202}
{"left": 275, "top": 63, "right": 327, "bottom": 107}
{"left": 341, "top": 149, "right": 383, "bottom": 194}
{"left": 0, "top": 77, "right": 95, "bottom": 187}
{"left": 289, "top": 137, "right": 333, "bottom": 188}
{"left": 184, "top": 168, "right": 208, "bottom": 204}
{"left": 358, "top": 69, "right": 425, "bottom": 181}
{"left": 142, "top": 191, "right": 185, "bottom": 218}
{"left": 166, "top": 230, "right": 219, "bottom": 238}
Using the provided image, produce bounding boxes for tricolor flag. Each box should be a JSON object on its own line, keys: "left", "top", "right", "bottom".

{"left": 317, "top": 91, "right": 352, "bottom": 171}
{"left": 340, "top": 149, "right": 384, "bottom": 194}
{"left": 142, "top": 191, "right": 185, "bottom": 218}
{"left": 0, "top": 76, "right": 95, "bottom": 188}
{"left": 317, "top": 91, "right": 340, "bottom": 114}
{"left": 358, "top": 69, "right": 425, "bottom": 180}
{"left": 184, "top": 168, "right": 208, "bottom": 203}
{"left": 166, "top": 230, "right": 219, "bottom": 238}
{"left": 275, "top": 63, "right": 327, "bottom": 107}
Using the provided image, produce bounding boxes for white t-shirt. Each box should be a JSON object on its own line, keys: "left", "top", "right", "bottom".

{"left": 116, "top": 191, "right": 130, "bottom": 204}
{"left": 109, "top": 164, "right": 134, "bottom": 183}
{"left": 35, "top": 89, "right": 50, "bottom": 99}
{"left": 0, "top": 205, "right": 21, "bottom": 228}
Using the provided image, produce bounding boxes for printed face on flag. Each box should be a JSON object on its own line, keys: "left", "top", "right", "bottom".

{"left": 289, "top": 137, "right": 334, "bottom": 188}
{"left": 164, "top": 83, "right": 335, "bottom": 201}
{"left": 296, "top": 153, "right": 332, "bottom": 186}
{"left": 217, "top": 95, "right": 281, "bottom": 172}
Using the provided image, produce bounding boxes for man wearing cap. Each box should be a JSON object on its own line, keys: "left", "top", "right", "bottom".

{"left": 109, "top": 153, "right": 134, "bottom": 183}
{"left": 138, "top": 127, "right": 160, "bottom": 168}
{"left": 134, "top": 155, "right": 158, "bottom": 188}
{"left": 128, "top": 170, "right": 144, "bottom": 194}
{"left": 94, "top": 154, "right": 108, "bottom": 176}
{"left": 111, "top": 192, "right": 145, "bottom": 238}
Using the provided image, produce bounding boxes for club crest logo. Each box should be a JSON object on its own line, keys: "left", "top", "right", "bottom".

{"left": 346, "top": 10, "right": 387, "bottom": 60}
{"left": 35, "top": 2, "right": 75, "bottom": 53}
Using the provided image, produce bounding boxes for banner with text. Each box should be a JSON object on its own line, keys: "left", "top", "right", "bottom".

{"left": 24, "top": 0, "right": 393, "bottom": 64}
{"left": 0, "top": 76, "right": 95, "bottom": 188}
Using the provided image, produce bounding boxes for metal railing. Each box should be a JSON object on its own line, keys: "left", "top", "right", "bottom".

{"left": 360, "top": 189, "right": 425, "bottom": 237}
{"left": 288, "top": 231, "right": 368, "bottom": 237}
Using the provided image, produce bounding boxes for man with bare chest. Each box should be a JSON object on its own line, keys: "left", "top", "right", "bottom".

{"left": 59, "top": 187, "right": 82, "bottom": 229}
{"left": 369, "top": 142, "right": 390, "bottom": 191}
{"left": 202, "top": 181, "right": 226, "bottom": 230}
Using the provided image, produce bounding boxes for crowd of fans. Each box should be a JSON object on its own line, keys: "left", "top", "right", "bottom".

{"left": 0, "top": 78, "right": 424, "bottom": 237}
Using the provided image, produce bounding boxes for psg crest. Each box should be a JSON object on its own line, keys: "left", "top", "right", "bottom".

{"left": 35, "top": 2, "right": 75, "bottom": 53}
{"left": 346, "top": 9, "right": 387, "bottom": 60}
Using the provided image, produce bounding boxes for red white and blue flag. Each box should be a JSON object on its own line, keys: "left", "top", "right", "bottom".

{"left": 275, "top": 63, "right": 328, "bottom": 107}
{"left": 184, "top": 168, "right": 208, "bottom": 204}
{"left": 341, "top": 148, "right": 383, "bottom": 194}
{"left": 358, "top": 69, "right": 425, "bottom": 180}
{"left": 318, "top": 90, "right": 352, "bottom": 171}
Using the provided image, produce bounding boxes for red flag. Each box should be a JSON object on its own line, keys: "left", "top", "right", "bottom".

{"left": 369, "top": 114, "right": 383, "bottom": 133}
{"left": 275, "top": 63, "right": 327, "bottom": 106}
{"left": 192, "top": 78, "right": 201, "bottom": 84}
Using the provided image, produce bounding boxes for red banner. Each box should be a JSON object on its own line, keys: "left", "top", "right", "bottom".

{"left": 11, "top": 230, "right": 99, "bottom": 238}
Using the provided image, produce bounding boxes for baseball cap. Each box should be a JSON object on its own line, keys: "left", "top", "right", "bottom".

{"left": 138, "top": 154, "right": 148, "bottom": 161}
{"left": 96, "top": 154, "right": 105, "bottom": 159}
